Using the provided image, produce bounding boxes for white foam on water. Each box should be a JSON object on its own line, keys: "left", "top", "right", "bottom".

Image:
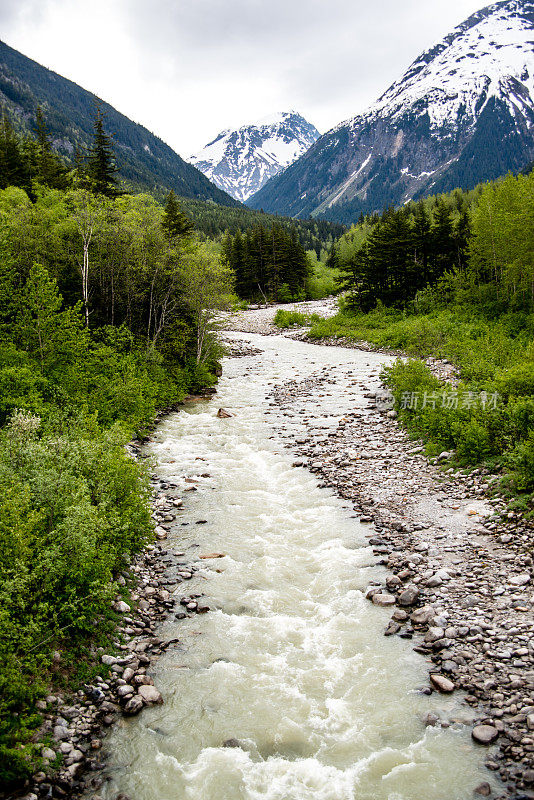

{"left": 98, "top": 333, "right": 497, "bottom": 800}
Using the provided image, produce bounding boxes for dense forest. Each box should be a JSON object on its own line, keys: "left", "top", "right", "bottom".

{"left": 331, "top": 173, "right": 534, "bottom": 312}
{"left": 178, "top": 195, "right": 344, "bottom": 258}
{"left": 221, "top": 224, "right": 311, "bottom": 302}
{"left": 0, "top": 111, "right": 234, "bottom": 786}
{"left": 332, "top": 189, "right": 474, "bottom": 311}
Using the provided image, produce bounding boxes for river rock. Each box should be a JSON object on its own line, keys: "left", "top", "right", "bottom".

{"left": 138, "top": 685, "right": 163, "bottom": 705}
{"left": 425, "top": 626, "right": 445, "bottom": 643}
{"left": 217, "top": 408, "right": 233, "bottom": 418}
{"left": 397, "top": 587, "right": 420, "bottom": 606}
{"left": 117, "top": 684, "right": 135, "bottom": 697}
{"left": 430, "top": 674, "right": 455, "bottom": 693}
{"left": 199, "top": 553, "right": 226, "bottom": 559}
{"left": 114, "top": 600, "right": 131, "bottom": 613}
{"left": 122, "top": 667, "right": 135, "bottom": 683}
{"left": 474, "top": 782, "right": 492, "bottom": 796}
{"left": 372, "top": 593, "right": 396, "bottom": 606}
{"left": 41, "top": 747, "right": 55, "bottom": 762}
{"left": 123, "top": 696, "right": 144, "bottom": 715}
{"left": 472, "top": 725, "right": 499, "bottom": 744}
{"left": 509, "top": 573, "right": 530, "bottom": 586}
{"left": 386, "top": 575, "right": 402, "bottom": 590}
{"left": 410, "top": 606, "right": 434, "bottom": 625}
{"left": 52, "top": 725, "right": 69, "bottom": 741}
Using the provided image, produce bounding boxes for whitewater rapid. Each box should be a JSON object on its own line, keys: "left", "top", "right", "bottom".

{"left": 99, "top": 333, "right": 493, "bottom": 800}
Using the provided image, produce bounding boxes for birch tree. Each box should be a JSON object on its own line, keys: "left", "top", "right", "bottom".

{"left": 70, "top": 190, "right": 103, "bottom": 327}
{"left": 179, "top": 243, "right": 234, "bottom": 363}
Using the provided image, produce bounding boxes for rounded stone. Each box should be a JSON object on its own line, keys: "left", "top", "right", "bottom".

{"left": 472, "top": 725, "right": 499, "bottom": 745}
{"left": 430, "top": 673, "right": 455, "bottom": 693}
{"left": 372, "top": 593, "right": 396, "bottom": 606}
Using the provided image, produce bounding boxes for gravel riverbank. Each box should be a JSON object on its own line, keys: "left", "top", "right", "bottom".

{"left": 15, "top": 300, "right": 533, "bottom": 800}
{"left": 10, "top": 404, "right": 216, "bottom": 800}
{"left": 223, "top": 301, "right": 534, "bottom": 796}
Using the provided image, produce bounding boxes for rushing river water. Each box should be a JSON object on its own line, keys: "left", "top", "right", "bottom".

{"left": 100, "top": 333, "right": 494, "bottom": 800}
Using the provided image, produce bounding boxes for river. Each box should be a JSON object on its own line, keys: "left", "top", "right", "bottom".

{"left": 99, "top": 332, "right": 494, "bottom": 800}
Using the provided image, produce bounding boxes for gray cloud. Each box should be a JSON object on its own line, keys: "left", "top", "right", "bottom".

{"left": 2, "top": 0, "right": 485, "bottom": 154}
{"left": 0, "top": 0, "right": 54, "bottom": 30}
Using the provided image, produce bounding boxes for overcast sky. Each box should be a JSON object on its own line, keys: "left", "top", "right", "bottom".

{"left": 2, "top": 0, "right": 485, "bottom": 157}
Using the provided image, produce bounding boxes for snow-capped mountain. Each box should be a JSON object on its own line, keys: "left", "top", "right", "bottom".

{"left": 249, "top": 0, "right": 534, "bottom": 222}
{"left": 189, "top": 111, "right": 319, "bottom": 202}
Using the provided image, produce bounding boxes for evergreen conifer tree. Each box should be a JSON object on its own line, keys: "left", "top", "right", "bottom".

{"left": 431, "top": 198, "right": 456, "bottom": 279}
{"left": 33, "top": 106, "right": 69, "bottom": 189}
{"left": 87, "top": 109, "right": 119, "bottom": 197}
{"left": 162, "top": 190, "right": 194, "bottom": 239}
{"left": 412, "top": 202, "right": 432, "bottom": 287}
{"left": 0, "top": 110, "right": 31, "bottom": 192}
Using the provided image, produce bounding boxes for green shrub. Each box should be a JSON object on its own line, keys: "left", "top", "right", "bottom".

{"left": 0, "top": 413, "right": 153, "bottom": 786}
{"left": 454, "top": 419, "right": 493, "bottom": 463}
{"left": 507, "top": 432, "right": 534, "bottom": 492}
{"left": 273, "top": 309, "right": 320, "bottom": 328}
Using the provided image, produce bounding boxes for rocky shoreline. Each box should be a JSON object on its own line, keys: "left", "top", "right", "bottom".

{"left": 13, "top": 303, "right": 533, "bottom": 800}
{"left": 267, "top": 358, "right": 534, "bottom": 799}
{"left": 10, "top": 403, "right": 215, "bottom": 800}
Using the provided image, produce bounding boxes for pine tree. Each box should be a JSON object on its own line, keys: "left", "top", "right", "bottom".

{"left": 412, "top": 202, "right": 432, "bottom": 287}
{"left": 162, "top": 190, "right": 194, "bottom": 239}
{"left": 454, "top": 208, "right": 471, "bottom": 270}
{"left": 431, "top": 198, "right": 456, "bottom": 279}
{"left": 0, "top": 110, "right": 31, "bottom": 192}
{"left": 33, "top": 106, "right": 69, "bottom": 189}
{"left": 87, "top": 109, "right": 119, "bottom": 197}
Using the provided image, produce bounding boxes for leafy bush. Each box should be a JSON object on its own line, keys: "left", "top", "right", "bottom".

{"left": 507, "top": 432, "right": 534, "bottom": 492}
{"left": 0, "top": 413, "right": 152, "bottom": 785}
{"left": 273, "top": 309, "right": 322, "bottom": 328}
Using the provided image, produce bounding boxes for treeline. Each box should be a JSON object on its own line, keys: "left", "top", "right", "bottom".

{"left": 0, "top": 113, "right": 232, "bottom": 786}
{"left": 179, "top": 195, "right": 345, "bottom": 257}
{"left": 334, "top": 170, "right": 534, "bottom": 312}
{"left": 221, "top": 224, "right": 310, "bottom": 302}
{"left": 333, "top": 191, "right": 472, "bottom": 310}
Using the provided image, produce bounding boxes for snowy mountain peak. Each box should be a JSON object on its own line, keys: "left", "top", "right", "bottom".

{"left": 361, "top": 0, "right": 534, "bottom": 131}
{"left": 250, "top": 0, "right": 534, "bottom": 223}
{"left": 189, "top": 111, "right": 319, "bottom": 202}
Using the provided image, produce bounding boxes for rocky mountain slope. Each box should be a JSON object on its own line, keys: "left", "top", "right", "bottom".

{"left": 190, "top": 111, "right": 319, "bottom": 202}
{"left": 249, "top": 0, "right": 534, "bottom": 222}
{"left": 0, "top": 40, "right": 239, "bottom": 205}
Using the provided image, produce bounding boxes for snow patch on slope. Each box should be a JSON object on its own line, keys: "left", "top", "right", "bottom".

{"left": 189, "top": 111, "right": 319, "bottom": 202}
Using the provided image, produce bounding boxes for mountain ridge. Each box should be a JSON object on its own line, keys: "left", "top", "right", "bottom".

{"left": 0, "top": 39, "right": 240, "bottom": 205}
{"left": 249, "top": 0, "right": 534, "bottom": 222}
{"left": 190, "top": 111, "right": 319, "bottom": 202}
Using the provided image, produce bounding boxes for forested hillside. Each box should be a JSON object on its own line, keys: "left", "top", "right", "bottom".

{"left": 0, "top": 118, "right": 233, "bottom": 787}
{"left": 178, "top": 196, "right": 344, "bottom": 258}
{"left": 0, "top": 39, "right": 239, "bottom": 204}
